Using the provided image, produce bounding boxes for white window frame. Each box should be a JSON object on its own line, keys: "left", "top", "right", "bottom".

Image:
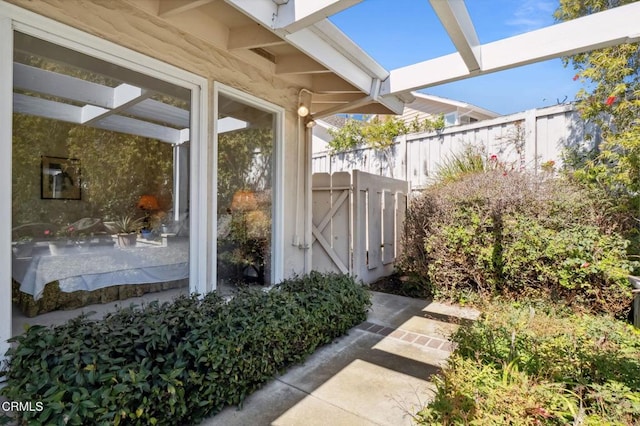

{"left": 212, "top": 82, "right": 284, "bottom": 288}
{"left": 0, "top": 2, "right": 210, "bottom": 364}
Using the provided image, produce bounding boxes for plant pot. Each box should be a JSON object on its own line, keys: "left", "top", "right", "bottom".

{"left": 117, "top": 233, "right": 137, "bottom": 247}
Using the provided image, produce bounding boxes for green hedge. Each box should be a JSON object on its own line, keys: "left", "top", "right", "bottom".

{"left": 1, "top": 272, "right": 370, "bottom": 425}
{"left": 415, "top": 303, "right": 640, "bottom": 424}
{"left": 399, "top": 171, "right": 635, "bottom": 316}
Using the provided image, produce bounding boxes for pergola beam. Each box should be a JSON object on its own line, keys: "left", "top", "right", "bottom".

{"left": 429, "top": 0, "right": 481, "bottom": 73}
{"left": 224, "top": 0, "right": 405, "bottom": 114}
{"left": 13, "top": 94, "right": 187, "bottom": 143}
{"left": 388, "top": 1, "right": 640, "bottom": 95}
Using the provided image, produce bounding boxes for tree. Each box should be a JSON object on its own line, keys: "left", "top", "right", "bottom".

{"left": 556, "top": 0, "right": 640, "bottom": 203}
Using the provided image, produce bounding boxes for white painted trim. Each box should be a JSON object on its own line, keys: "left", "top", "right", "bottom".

{"left": 0, "top": 1, "right": 210, "bottom": 309}
{"left": 0, "top": 16, "right": 13, "bottom": 369}
{"left": 389, "top": 1, "right": 640, "bottom": 94}
{"left": 213, "top": 82, "right": 285, "bottom": 285}
{"left": 429, "top": 0, "right": 481, "bottom": 72}
{"left": 191, "top": 83, "right": 210, "bottom": 297}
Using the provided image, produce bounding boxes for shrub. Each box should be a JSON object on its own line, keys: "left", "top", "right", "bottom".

{"left": 0, "top": 272, "right": 370, "bottom": 425}
{"left": 399, "top": 171, "right": 635, "bottom": 316}
{"left": 415, "top": 303, "right": 640, "bottom": 425}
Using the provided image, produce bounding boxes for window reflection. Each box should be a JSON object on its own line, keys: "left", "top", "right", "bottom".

{"left": 11, "top": 33, "right": 191, "bottom": 325}
{"left": 217, "top": 94, "right": 274, "bottom": 286}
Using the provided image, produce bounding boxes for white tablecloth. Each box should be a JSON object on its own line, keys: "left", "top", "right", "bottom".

{"left": 12, "top": 239, "right": 189, "bottom": 300}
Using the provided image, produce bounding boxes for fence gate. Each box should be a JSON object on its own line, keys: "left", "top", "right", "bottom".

{"left": 311, "top": 170, "right": 409, "bottom": 283}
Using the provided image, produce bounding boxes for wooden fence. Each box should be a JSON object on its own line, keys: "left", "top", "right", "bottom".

{"left": 312, "top": 104, "right": 599, "bottom": 190}
{"left": 312, "top": 170, "right": 408, "bottom": 284}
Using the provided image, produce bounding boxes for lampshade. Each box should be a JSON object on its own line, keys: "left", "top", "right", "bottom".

{"left": 231, "top": 190, "right": 257, "bottom": 211}
{"left": 137, "top": 194, "right": 159, "bottom": 210}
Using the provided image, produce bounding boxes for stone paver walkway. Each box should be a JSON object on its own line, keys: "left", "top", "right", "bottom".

{"left": 202, "top": 291, "right": 479, "bottom": 426}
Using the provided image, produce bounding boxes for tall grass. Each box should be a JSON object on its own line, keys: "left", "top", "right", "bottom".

{"left": 436, "top": 147, "right": 486, "bottom": 183}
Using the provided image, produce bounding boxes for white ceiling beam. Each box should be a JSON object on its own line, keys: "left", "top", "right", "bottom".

{"left": 14, "top": 94, "right": 184, "bottom": 143}
{"left": 388, "top": 1, "right": 640, "bottom": 95}
{"left": 13, "top": 63, "right": 144, "bottom": 110}
{"left": 126, "top": 99, "right": 190, "bottom": 128}
{"left": 94, "top": 116, "right": 187, "bottom": 143}
{"left": 429, "top": 0, "right": 481, "bottom": 73}
{"left": 81, "top": 105, "right": 110, "bottom": 122}
{"left": 276, "top": 54, "right": 329, "bottom": 74}
{"left": 275, "top": 0, "right": 362, "bottom": 34}
{"left": 158, "top": 0, "right": 216, "bottom": 18}
{"left": 14, "top": 63, "right": 114, "bottom": 109}
{"left": 227, "top": 24, "right": 286, "bottom": 50}
{"left": 14, "top": 93, "right": 82, "bottom": 123}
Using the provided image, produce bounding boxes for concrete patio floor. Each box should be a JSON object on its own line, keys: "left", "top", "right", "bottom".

{"left": 202, "top": 291, "right": 480, "bottom": 426}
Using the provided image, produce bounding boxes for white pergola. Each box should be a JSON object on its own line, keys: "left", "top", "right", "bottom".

{"left": 12, "top": 0, "right": 640, "bottom": 140}
{"left": 222, "top": 0, "right": 640, "bottom": 118}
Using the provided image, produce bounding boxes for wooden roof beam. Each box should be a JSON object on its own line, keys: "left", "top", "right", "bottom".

{"left": 276, "top": 54, "right": 329, "bottom": 74}
{"left": 227, "top": 24, "right": 286, "bottom": 50}
{"left": 158, "top": 0, "right": 216, "bottom": 18}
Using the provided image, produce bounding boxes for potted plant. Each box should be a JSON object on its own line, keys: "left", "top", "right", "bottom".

{"left": 103, "top": 215, "right": 143, "bottom": 247}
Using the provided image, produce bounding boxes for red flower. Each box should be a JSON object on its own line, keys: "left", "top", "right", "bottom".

{"left": 605, "top": 96, "right": 616, "bottom": 106}
{"left": 44, "top": 229, "right": 50, "bottom": 236}
{"left": 573, "top": 74, "right": 579, "bottom": 81}
{"left": 490, "top": 154, "right": 498, "bottom": 161}
{"left": 581, "top": 262, "right": 590, "bottom": 268}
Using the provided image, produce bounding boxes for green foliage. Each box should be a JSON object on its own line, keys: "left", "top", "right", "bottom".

{"left": 12, "top": 114, "right": 174, "bottom": 226}
{"left": 0, "top": 273, "right": 370, "bottom": 425}
{"left": 436, "top": 146, "right": 488, "bottom": 183}
{"left": 66, "top": 126, "right": 174, "bottom": 220}
{"left": 327, "top": 114, "right": 444, "bottom": 154}
{"left": 555, "top": 0, "right": 639, "bottom": 138}
{"left": 103, "top": 215, "right": 144, "bottom": 234}
{"left": 217, "top": 128, "right": 273, "bottom": 212}
{"left": 415, "top": 302, "right": 640, "bottom": 425}
{"left": 556, "top": 1, "right": 640, "bottom": 239}
{"left": 399, "top": 171, "right": 636, "bottom": 316}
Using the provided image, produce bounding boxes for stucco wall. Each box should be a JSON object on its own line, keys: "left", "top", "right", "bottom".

{"left": 7, "top": 0, "right": 307, "bottom": 279}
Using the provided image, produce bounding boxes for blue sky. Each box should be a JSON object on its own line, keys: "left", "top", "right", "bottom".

{"left": 330, "top": 0, "right": 581, "bottom": 115}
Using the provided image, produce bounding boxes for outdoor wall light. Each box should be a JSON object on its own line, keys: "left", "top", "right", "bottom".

{"left": 305, "top": 119, "right": 316, "bottom": 128}
{"left": 297, "top": 104, "right": 310, "bottom": 117}
{"left": 297, "top": 88, "right": 313, "bottom": 117}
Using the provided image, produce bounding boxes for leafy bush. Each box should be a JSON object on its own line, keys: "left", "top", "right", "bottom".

{"left": 415, "top": 303, "right": 640, "bottom": 425}
{"left": 399, "top": 171, "right": 635, "bottom": 316}
{"left": 0, "top": 272, "right": 370, "bottom": 425}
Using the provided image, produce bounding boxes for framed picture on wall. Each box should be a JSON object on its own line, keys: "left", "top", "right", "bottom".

{"left": 41, "top": 156, "right": 81, "bottom": 200}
